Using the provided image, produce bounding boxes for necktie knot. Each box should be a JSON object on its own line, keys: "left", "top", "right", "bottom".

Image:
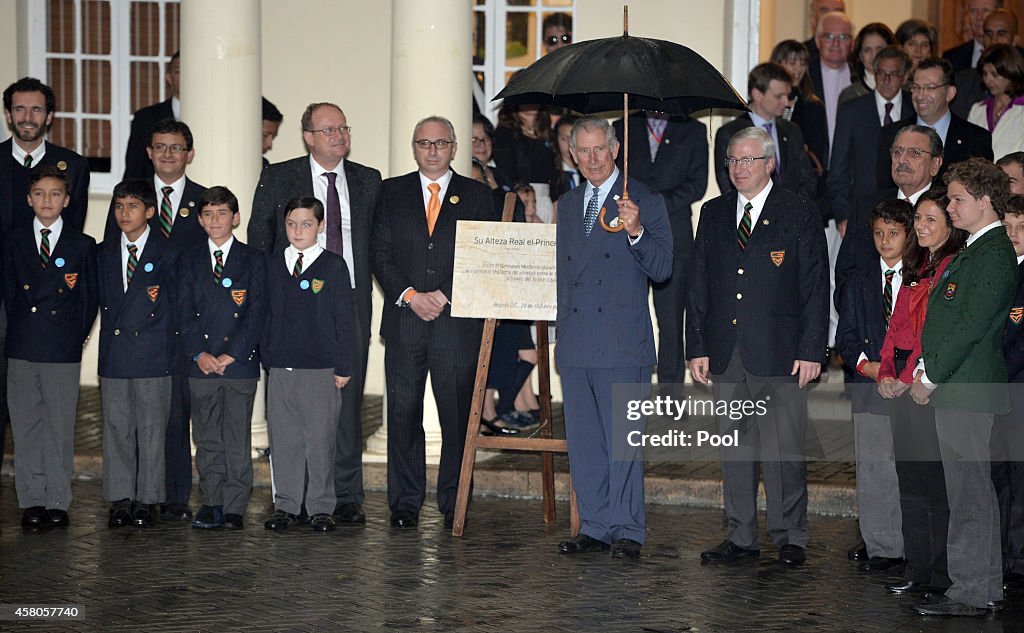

{"left": 885, "top": 268, "right": 895, "bottom": 280}
{"left": 214, "top": 249, "right": 223, "bottom": 258}
{"left": 744, "top": 202, "right": 753, "bottom": 212}
{"left": 41, "top": 228, "right": 51, "bottom": 236}
{"left": 428, "top": 183, "right": 440, "bottom": 195}
{"left": 162, "top": 186, "right": 173, "bottom": 196}
{"left": 127, "top": 244, "right": 138, "bottom": 256}
{"left": 23, "top": 154, "right": 33, "bottom": 168}
{"left": 324, "top": 172, "right": 337, "bottom": 184}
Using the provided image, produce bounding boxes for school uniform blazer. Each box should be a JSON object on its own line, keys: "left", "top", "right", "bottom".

{"left": 0, "top": 139, "right": 90, "bottom": 233}
{"left": 371, "top": 170, "right": 497, "bottom": 351}
{"left": 96, "top": 234, "right": 179, "bottom": 379}
{"left": 2, "top": 224, "right": 98, "bottom": 363}
{"left": 1002, "top": 260, "right": 1024, "bottom": 384}
{"left": 178, "top": 241, "right": 266, "bottom": 380}
{"left": 835, "top": 257, "right": 889, "bottom": 416}
{"left": 554, "top": 172, "right": 673, "bottom": 369}
{"left": 686, "top": 186, "right": 830, "bottom": 376}
{"left": 921, "top": 227, "right": 1018, "bottom": 413}
{"left": 876, "top": 114, "right": 993, "bottom": 189}
{"left": 102, "top": 177, "right": 207, "bottom": 249}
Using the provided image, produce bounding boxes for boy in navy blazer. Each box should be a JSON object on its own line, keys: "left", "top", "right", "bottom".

{"left": 96, "top": 179, "right": 179, "bottom": 528}
{"left": 178, "top": 186, "right": 265, "bottom": 530}
{"left": 3, "top": 166, "right": 97, "bottom": 529}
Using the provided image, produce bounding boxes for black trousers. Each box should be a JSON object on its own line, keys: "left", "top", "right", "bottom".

{"left": 652, "top": 245, "right": 690, "bottom": 384}
{"left": 164, "top": 372, "right": 192, "bottom": 506}
{"left": 333, "top": 305, "right": 368, "bottom": 507}
{"left": 0, "top": 307, "right": 8, "bottom": 475}
{"left": 991, "top": 384, "right": 1024, "bottom": 576}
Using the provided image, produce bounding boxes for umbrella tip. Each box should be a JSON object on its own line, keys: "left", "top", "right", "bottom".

{"left": 623, "top": 5, "right": 629, "bottom": 36}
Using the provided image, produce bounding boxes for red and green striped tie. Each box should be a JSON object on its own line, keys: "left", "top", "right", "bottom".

{"left": 39, "top": 228, "right": 51, "bottom": 268}
{"left": 213, "top": 249, "right": 224, "bottom": 281}
{"left": 292, "top": 252, "right": 303, "bottom": 278}
{"left": 883, "top": 269, "right": 895, "bottom": 326}
{"left": 126, "top": 244, "right": 139, "bottom": 284}
{"left": 159, "top": 186, "right": 174, "bottom": 238}
{"left": 737, "top": 202, "right": 753, "bottom": 251}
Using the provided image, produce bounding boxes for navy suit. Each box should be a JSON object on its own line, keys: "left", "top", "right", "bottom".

{"left": 123, "top": 99, "right": 173, "bottom": 179}
{"left": 876, "top": 114, "right": 993, "bottom": 189}
{"left": 556, "top": 170, "right": 672, "bottom": 545}
{"left": 613, "top": 113, "right": 706, "bottom": 383}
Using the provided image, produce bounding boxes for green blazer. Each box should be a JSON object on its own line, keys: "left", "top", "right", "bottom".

{"left": 922, "top": 225, "right": 1019, "bottom": 413}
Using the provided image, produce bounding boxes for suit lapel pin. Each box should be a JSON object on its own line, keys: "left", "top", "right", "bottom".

{"left": 57, "top": 160, "right": 67, "bottom": 170}
{"left": 221, "top": 277, "right": 233, "bottom": 288}
{"left": 144, "top": 262, "right": 154, "bottom": 273}
{"left": 762, "top": 219, "right": 769, "bottom": 225}
{"left": 179, "top": 207, "right": 190, "bottom": 217}
{"left": 449, "top": 195, "right": 459, "bottom": 205}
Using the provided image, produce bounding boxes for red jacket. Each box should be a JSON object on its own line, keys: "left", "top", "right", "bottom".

{"left": 878, "top": 255, "right": 953, "bottom": 383}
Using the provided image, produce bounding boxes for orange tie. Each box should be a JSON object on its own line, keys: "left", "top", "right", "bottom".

{"left": 426, "top": 183, "right": 441, "bottom": 236}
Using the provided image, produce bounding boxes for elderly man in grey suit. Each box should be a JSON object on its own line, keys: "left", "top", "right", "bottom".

{"left": 554, "top": 116, "right": 673, "bottom": 559}
{"left": 249, "top": 102, "right": 382, "bottom": 525}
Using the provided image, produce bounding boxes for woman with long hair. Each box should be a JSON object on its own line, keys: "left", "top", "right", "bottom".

{"left": 493, "top": 99, "right": 558, "bottom": 223}
{"left": 968, "top": 44, "right": 1024, "bottom": 161}
{"left": 770, "top": 40, "right": 829, "bottom": 183}
{"left": 840, "top": 23, "right": 896, "bottom": 105}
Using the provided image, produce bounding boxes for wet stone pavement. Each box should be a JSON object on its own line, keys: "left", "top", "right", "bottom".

{"left": 1, "top": 479, "right": 1022, "bottom": 632}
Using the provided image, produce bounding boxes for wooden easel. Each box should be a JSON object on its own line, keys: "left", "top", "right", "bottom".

{"left": 451, "top": 193, "right": 579, "bottom": 537}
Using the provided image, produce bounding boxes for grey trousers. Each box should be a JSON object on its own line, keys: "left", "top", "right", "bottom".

{"left": 8, "top": 359, "right": 80, "bottom": 510}
{"left": 100, "top": 376, "right": 171, "bottom": 504}
{"left": 935, "top": 408, "right": 1003, "bottom": 607}
{"left": 854, "top": 411, "right": 904, "bottom": 558}
{"left": 190, "top": 377, "right": 257, "bottom": 516}
{"left": 267, "top": 368, "right": 343, "bottom": 516}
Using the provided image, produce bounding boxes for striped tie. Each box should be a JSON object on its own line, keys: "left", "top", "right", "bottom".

{"left": 23, "top": 155, "right": 33, "bottom": 168}
{"left": 883, "top": 269, "right": 895, "bottom": 326}
{"left": 40, "top": 228, "right": 51, "bottom": 268}
{"left": 126, "top": 244, "right": 139, "bottom": 284}
{"left": 292, "top": 252, "right": 303, "bottom": 278}
{"left": 159, "top": 186, "right": 174, "bottom": 238}
{"left": 738, "top": 202, "right": 753, "bottom": 251}
{"left": 213, "top": 249, "right": 224, "bottom": 282}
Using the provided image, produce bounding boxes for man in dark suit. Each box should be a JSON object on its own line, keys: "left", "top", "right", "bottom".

{"left": 689, "top": 126, "right": 829, "bottom": 567}
{"left": 261, "top": 97, "right": 282, "bottom": 168}
{"left": 950, "top": 9, "right": 1023, "bottom": 118}
{"left": 714, "top": 63, "right": 817, "bottom": 208}
{"left": 123, "top": 52, "right": 178, "bottom": 179}
{"left": 943, "top": 0, "right": 999, "bottom": 72}
{"left": 876, "top": 57, "right": 992, "bottom": 189}
{"left": 370, "top": 116, "right": 496, "bottom": 530}
{"left": 807, "top": 10, "right": 853, "bottom": 147}
{"left": 554, "top": 117, "right": 672, "bottom": 559}
{"left": 613, "top": 112, "right": 706, "bottom": 385}
{"left": 249, "top": 102, "right": 382, "bottom": 525}
{"left": 1, "top": 76, "right": 90, "bottom": 477}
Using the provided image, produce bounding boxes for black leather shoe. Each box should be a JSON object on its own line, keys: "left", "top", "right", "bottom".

{"left": 160, "top": 503, "right": 193, "bottom": 522}
{"left": 191, "top": 505, "right": 224, "bottom": 530}
{"left": 611, "top": 538, "right": 642, "bottom": 559}
{"left": 887, "top": 580, "right": 931, "bottom": 594}
{"left": 559, "top": 534, "right": 611, "bottom": 554}
{"left": 859, "top": 556, "right": 905, "bottom": 573}
{"left": 310, "top": 513, "right": 336, "bottom": 532}
{"left": 390, "top": 511, "right": 419, "bottom": 528}
{"left": 108, "top": 499, "right": 132, "bottom": 528}
{"left": 778, "top": 544, "right": 806, "bottom": 566}
{"left": 332, "top": 502, "right": 366, "bottom": 525}
{"left": 986, "top": 600, "right": 1003, "bottom": 612}
{"left": 45, "top": 509, "right": 70, "bottom": 528}
{"left": 700, "top": 540, "right": 759, "bottom": 564}
{"left": 132, "top": 504, "right": 155, "bottom": 527}
{"left": 222, "top": 514, "right": 244, "bottom": 530}
{"left": 480, "top": 416, "right": 520, "bottom": 436}
{"left": 847, "top": 542, "right": 868, "bottom": 561}
{"left": 21, "top": 506, "right": 47, "bottom": 528}
{"left": 913, "top": 596, "right": 985, "bottom": 617}
{"left": 264, "top": 509, "right": 299, "bottom": 531}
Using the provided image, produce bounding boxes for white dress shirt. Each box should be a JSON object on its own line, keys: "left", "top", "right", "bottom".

{"left": 153, "top": 174, "right": 187, "bottom": 228}
{"left": 857, "top": 258, "right": 903, "bottom": 365}
{"left": 12, "top": 140, "right": 46, "bottom": 166}
{"left": 284, "top": 243, "right": 324, "bottom": 276}
{"left": 310, "top": 155, "right": 355, "bottom": 287}
{"left": 34, "top": 216, "right": 63, "bottom": 252}
{"left": 208, "top": 236, "right": 234, "bottom": 272}
{"left": 120, "top": 225, "right": 152, "bottom": 291}
{"left": 736, "top": 179, "right": 774, "bottom": 230}
{"left": 875, "top": 90, "right": 904, "bottom": 126}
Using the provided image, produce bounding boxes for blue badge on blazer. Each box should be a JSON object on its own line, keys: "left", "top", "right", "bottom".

{"left": 54, "top": 257, "right": 65, "bottom": 268}
{"left": 222, "top": 277, "right": 233, "bottom": 288}
{"left": 300, "top": 280, "right": 310, "bottom": 290}
{"left": 942, "top": 270, "right": 950, "bottom": 279}
{"left": 144, "top": 262, "right": 154, "bottom": 273}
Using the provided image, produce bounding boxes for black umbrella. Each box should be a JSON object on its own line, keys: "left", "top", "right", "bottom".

{"left": 494, "top": 7, "right": 747, "bottom": 232}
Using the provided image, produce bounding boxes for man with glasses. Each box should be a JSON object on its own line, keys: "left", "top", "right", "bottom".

{"left": 542, "top": 12, "right": 572, "bottom": 54}
{"left": 371, "top": 116, "right": 496, "bottom": 530}
{"left": 809, "top": 11, "right": 854, "bottom": 145}
{"left": 249, "top": 102, "right": 382, "bottom": 527}
{"left": 876, "top": 57, "right": 992, "bottom": 189}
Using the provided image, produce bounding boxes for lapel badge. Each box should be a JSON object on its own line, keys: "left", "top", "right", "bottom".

{"left": 144, "top": 262, "right": 154, "bottom": 273}
{"left": 179, "top": 207, "right": 190, "bottom": 218}
{"left": 146, "top": 285, "right": 160, "bottom": 302}
{"left": 762, "top": 219, "right": 769, "bottom": 225}
{"left": 55, "top": 257, "right": 66, "bottom": 268}
{"left": 770, "top": 250, "right": 785, "bottom": 267}
{"left": 64, "top": 273, "right": 78, "bottom": 289}
{"left": 231, "top": 289, "right": 246, "bottom": 306}
{"left": 312, "top": 279, "right": 325, "bottom": 294}
{"left": 1011, "top": 307, "right": 1023, "bottom": 324}
{"left": 57, "top": 160, "right": 67, "bottom": 171}
{"left": 221, "top": 277, "right": 233, "bottom": 288}
{"left": 944, "top": 282, "right": 957, "bottom": 301}
{"left": 299, "top": 279, "right": 310, "bottom": 290}
{"left": 449, "top": 195, "right": 459, "bottom": 205}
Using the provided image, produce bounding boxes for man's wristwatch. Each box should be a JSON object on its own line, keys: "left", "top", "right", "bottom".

{"left": 628, "top": 225, "right": 644, "bottom": 240}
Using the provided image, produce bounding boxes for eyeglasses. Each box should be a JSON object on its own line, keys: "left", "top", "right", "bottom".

{"left": 151, "top": 143, "right": 188, "bottom": 154}
{"left": 890, "top": 146, "right": 933, "bottom": 159}
{"left": 545, "top": 33, "right": 572, "bottom": 46}
{"left": 414, "top": 139, "right": 454, "bottom": 150}
{"left": 908, "top": 83, "right": 949, "bottom": 94}
{"left": 875, "top": 70, "right": 905, "bottom": 81}
{"left": 471, "top": 136, "right": 491, "bottom": 145}
{"left": 724, "top": 156, "right": 768, "bottom": 167}
{"left": 306, "top": 125, "right": 352, "bottom": 136}
{"left": 821, "top": 32, "right": 853, "bottom": 42}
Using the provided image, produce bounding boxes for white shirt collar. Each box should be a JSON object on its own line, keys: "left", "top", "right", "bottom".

{"left": 12, "top": 140, "right": 46, "bottom": 165}
{"left": 171, "top": 96, "right": 181, "bottom": 121}
{"left": 33, "top": 215, "right": 64, "bottom": 250}
{"left": 209, "top": 236, "right": 234, "bottom": 259}
{"left": 880, "top": 257, "right": 903, "bottom": 275}
{"left": 310, "top": 154, "right": 345, "bottom": 178}
{"left": 897, "top": 183, "right": 931, "bottom": 205}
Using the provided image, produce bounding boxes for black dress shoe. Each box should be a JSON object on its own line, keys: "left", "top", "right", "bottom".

{"left": 559, "top": 534, "right": 610, "bottom": 554}
{"left": 310, "top": 513, "right": 336, "bottom": 532}
{"left": 700, "top": 540, "right": 760, "bottom": 564}
{"left": 886, "top": 580, "right": 931, "bottom": 594}
{"left": 132, "top": 504, "right": 155, "bottom": 527}
{"left": 160, "top": 503, "right": 193, "bottom": 522}
{"left": 859, "top": 556, "right": 905, "bottom": 573}
{"left": 222, "top": 514, "right": 244, "bottom": 530}
{"left": 480, "top": 416, "right": 520, "bottom": 436}
{"left": 108, "top": 499, "right": 133, "bottom": 528}
{"left": 264, "top": 509, "right": 299, "bottom": 531}
{"left": 45, "top": 509, "right": 70, "bottom": 528}
{"left": 332, "top": 502, "right": 366, "bottom": 525}
{"left": 778, "top": 544, "right": 806, "bottom": 566}
{"left": 21, "top": 506, "right": 47, "bottom": 528}
{"left": 611, "top": 538, "right": 642, "bottom": 559}
{"left": 913, "top": 595, "right": 985, "bottom": 616}
{"left": 390, "top": 511, "right": 419, "bottom": 528}
{"left": 847, "top": 542, "right": 868, "bottom": 561}
{"left": 191, "top": 505, "right": 224, "bottom": 530}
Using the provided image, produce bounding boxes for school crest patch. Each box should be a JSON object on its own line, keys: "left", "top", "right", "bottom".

{"left": 231, "top": 289, "right": 246, "bottom": 306}
{"left": 1011, "top": 307, "right": 1023, "bottom": 325}
{"left": 311, "top": 279, "right": 325, "bottom": 294}
{"left": 64, "top": 273, "right": 78, "bottom": 289}
{"left": 770, "top": 250, "right": 785, "bottom": 267}
{"left": 944, "top": 282, "right": 957, "bottom": 301}
{"left": 147, "top": 285, "right": 160, "bottom": 302}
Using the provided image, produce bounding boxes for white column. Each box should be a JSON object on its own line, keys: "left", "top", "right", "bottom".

{"left": 364, "top": 0, "right": 473, "bottom": 463}
{"left": 179, "top": 0, "right": 267, "bottom": 454}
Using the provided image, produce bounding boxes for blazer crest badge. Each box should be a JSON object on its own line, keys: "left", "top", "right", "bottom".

{"left": 147, "top": 285, "right": 160, "bottom": 302}
{"left": 231, "top": 289, "right": 246, "bottom": 306}
{"left": 770, "top": 250, "right": 785, "bottom": 267}
{"left": 64, "top": 273, "right": 78, "bottom": 289}
{"left": 1011, "top": 307, "right": 1023, "bottom": 324}
{"left": 943, "top": 282, "right": 957, "bottom": 301}
{"left": 311, "top": 279, "right": 325, "bottom": 294}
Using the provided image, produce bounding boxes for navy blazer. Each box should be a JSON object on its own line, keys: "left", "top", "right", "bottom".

{"left": 876, "top": 114, "right": 993, "bottom": 189}
{"left": 103, "top": 177, "right": 207, "bottom": 249}
{"left": 2, "top": 223, "right": 98, "bottom": 363}
{"left": 177, "top": 240, "right": 266, "bottom": 380}
{"left": 835, "top": 256, "right": 891, "bottom": 415}
{"left": 123, "top": 99, "right": 173, "bottom": 179}
{"left": 554, "top": 172, "right": 672, "bottom": 369}
{"left": 942, "top": 40, "right": 976, "bottom": 73}
{"left": 687, "top": 185, "right": 829, "bottom": 376}
{"left": 96, "top": 233, "right": 179, "bottom": 378}
{"left": 0, "top": 140, "right": 90, "bottom": 233}
{"left": 1004, "top": 260, "right": 1024, "bottom": 383}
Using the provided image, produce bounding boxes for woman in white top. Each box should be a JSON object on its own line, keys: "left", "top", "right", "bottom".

{"left": 968, "top": 44, "right": 1024, "bottom": 161}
